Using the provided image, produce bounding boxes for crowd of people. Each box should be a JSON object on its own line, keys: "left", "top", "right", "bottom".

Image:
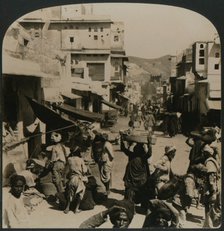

{"left": 2, "top": 102, "right": 221, "bottom": 228}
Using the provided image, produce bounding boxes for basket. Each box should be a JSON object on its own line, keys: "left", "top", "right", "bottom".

{"left": 124, "top": 135, "right": 148, "bottom": 143}
{"left": 124, "top": 134, "right": 157, "bottom": 145}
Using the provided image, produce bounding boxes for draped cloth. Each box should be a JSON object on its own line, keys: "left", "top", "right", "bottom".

{"left": 67, "top": 175, "right": 86, "bottom": 200}
{"left": 123, "top": 156, "right": 148, "bottom": 189}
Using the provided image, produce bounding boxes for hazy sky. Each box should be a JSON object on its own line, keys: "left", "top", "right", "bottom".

{"left": 91, "top": 3, "right": 217, "bottom": 59}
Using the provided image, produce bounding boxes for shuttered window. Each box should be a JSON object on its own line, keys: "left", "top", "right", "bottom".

{"left": 87, "top": 63, "right": 104, "bottom": 81}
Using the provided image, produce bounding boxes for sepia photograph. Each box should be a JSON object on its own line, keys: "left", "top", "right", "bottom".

{"left": 1, "top": 2, "right": 222, "bottom": 229}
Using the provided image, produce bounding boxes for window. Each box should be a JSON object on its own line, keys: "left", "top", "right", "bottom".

{"left": 88, "top": 27, "right": 91, "bottom": 32}
{"left": 87, "top": 63, "right": 105, "bottom": 81}
{"left": 64, "top": 26, "right": 68, "bottom": 29}
{"left": 114, "top": 35, "right": 119, "bottom": 42}
{"left": 214, "top": 64, "right": 219, "bottom": 70}
{"left": 76, "top": 26, "right": 79, "bottom": 30}
{"left": 215, "top": 52, "right": 220, "bottom": 58}
{"left": 199, "top": 58, "right": 204, "bottom": 65}
{"left": 70, "top": 37, "right": 74, "bottom": 43}
{"left": 200, "top": 44, "right": 204, "bottom": 48}
{"left": 115, "top": 63, "right": 119, "bottom": 71}
{"left": 34, "top": 31, "right": 40, "bottom": 37}
{"left": 199, "top": 50, "right": 204, "bottom": 57}
{"left": 89, "top": 35, "right": 91, "bottom": 37}
{"left": 94, "top": 27, "right": 98, "bottom": 32}
{"left": 71, "top": 68, "right": 84, "bottom": 78}
{"left": 24, "top": 39, "right": 29, "bottom": 46}
{"left": 100, "top": 27, "right": 103, "bottom": 32}
{"left": 69, "top": 25, "right": 73, "bottom": 29}
{"left": 94, "top": 35, "right": 98, "bottom": 40}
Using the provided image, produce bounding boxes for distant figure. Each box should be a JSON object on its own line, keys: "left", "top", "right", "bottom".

{"left": 143, "top": 110, "right": 156, "bottom": 134}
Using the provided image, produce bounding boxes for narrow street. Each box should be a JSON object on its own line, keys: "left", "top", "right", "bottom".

{"left": 24, "top": 116, "right": 206, "bottom": 228}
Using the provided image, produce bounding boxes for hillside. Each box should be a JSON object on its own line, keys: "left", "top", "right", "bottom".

{"left": 127, "top": 55, "right": 172, "bottom": 82}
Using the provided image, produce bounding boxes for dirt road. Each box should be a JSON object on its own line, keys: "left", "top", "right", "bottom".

{"left": 20, "top": 116, "right": 208, "bottom": 228}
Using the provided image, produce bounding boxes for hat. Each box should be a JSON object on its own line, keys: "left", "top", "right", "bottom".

{"left": 165, "top": 146, "right": 176, "bottom": 154}
{"left": 201, "top": 129, "right": 216, "bottom": 143}
{"left": 190, "top": 131, "right": 202, "bottom": 139}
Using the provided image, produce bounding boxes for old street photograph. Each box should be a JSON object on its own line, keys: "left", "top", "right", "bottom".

{"left": 2, "top": 3, "right": 221, "bottom": 229}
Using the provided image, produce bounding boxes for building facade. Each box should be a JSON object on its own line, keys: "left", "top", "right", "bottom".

{"left": 19, "top": 5, "right": 128, "bottom": 113}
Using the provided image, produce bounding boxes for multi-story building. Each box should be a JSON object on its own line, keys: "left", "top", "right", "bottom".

{"left": 18, "top": 5, "right": 128, "bottom": 113}
{"left": 170, "top": 39, "right": 221, "bottom": 129}
{"left": 192, "top": 40, "right": 221, "bottom": 125}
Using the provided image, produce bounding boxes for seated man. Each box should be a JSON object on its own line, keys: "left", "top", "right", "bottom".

{"left": 79, "top": 199, "right": 134, "bottom": 228}
{"left": 143, "top": 199, "right": 180, "bottom": 228}
{"left": 3, "top": 175, "right": 30, "bottom": 228}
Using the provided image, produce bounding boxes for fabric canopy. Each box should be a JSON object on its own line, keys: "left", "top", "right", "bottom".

{"left": 54, "top": 104, "right": 104, "bottom": 122}
{"left": 26, "top": 97, "right": 75, "bottom": 130}
{"left": 101, "top": 99, "right": 122, "bottom": 110}
{"left": 61, "top": 92, "right": 82, "bottom": 100}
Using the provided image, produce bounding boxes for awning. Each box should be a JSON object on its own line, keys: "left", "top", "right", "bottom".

{"left": 72, "top": 88, "right": 90, "bottom": 97}
{"left": 61, "top": 92, "right": 82, "bottom": 100}
{"left": 54, "top": 104, "right": 104, "bottom": 122}
{"left": 43, "top": 88, "right": 64, "bottom": 103}
{"left": 101, "top": 99, "right": 122, "bottom": 110}
{"left": 206, "top": 99, "right": 221, "bottom": 110}
{"left": 25, "top": 97, "right": 75, "bottom": 130}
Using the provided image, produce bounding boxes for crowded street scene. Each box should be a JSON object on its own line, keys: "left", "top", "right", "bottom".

{"left": 2, "top": 3, "right": 221, "bottom": 229}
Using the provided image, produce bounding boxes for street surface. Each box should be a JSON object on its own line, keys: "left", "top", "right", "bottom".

{"left": 22, "top": 116, "right": 207, "bottom": 228}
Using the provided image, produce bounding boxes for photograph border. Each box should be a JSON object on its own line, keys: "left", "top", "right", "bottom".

{"left": 0, "top": 0, "right": 223, "bottom": 230}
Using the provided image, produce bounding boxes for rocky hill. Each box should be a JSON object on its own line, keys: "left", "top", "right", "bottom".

{"left": 127, "top": 55, "right": 172, "bottom": 83}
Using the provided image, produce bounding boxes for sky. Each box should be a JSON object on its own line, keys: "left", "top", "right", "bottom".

{"left": 91, "top": 3, "right": 218, "bottom": 59}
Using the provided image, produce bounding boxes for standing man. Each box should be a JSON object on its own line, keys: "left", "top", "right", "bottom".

{"left": 47, "top": 132, "right": 68, "bottom": 193}
{"left": 91, "top": 133, "right": 114, "bottom": 195}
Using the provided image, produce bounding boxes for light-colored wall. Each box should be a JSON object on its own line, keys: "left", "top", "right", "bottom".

{"left": 111, "top": 22, "right": 124, "bottom": 50}
{"left": 206, "top": 42, "right": 221, "bottom": 98}
{"left": 59, "top": 22, "right": 111, "bottom": 50}
{"left": 194, "top": 42, "right": 206, "bottom": 77}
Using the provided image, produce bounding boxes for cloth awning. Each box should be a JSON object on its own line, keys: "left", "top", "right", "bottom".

{"left": 43, "top": 88, "right": 64, "bottom": 103}
{"left": 25, "top": 97, "right": 75, "bottom": 130}
{"left": 72, "top": 88, "right": 90, "bottom": 97}
{"left": 54, "top": 104, "right": 104, "bottom": 122}
{"left": 61, "top": 92, "right": 82, "bottom": 100}
{"left": 206, "top": 99, "right": 221, "bottom": 111}
{"left": 101, "top": 99, "right": 122, "bottom": 110}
